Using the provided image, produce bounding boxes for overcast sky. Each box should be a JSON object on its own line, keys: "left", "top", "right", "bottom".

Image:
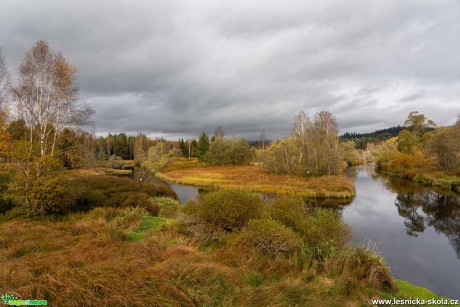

{"left": 1, "top": 0, "right": 459, "bottom": 140}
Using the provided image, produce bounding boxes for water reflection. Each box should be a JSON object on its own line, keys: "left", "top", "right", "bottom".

{"left": 369, "top": 172, "right": 460, "bottom": 257}
{"left": 343, "top": 164, "right": 460, "bottom": 298}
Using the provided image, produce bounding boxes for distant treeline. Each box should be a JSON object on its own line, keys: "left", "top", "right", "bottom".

{"left": 95, "top": 127, "right": 271, "bottom": 163}
{"left": 340, "top": 126, "right": 405, "bottom": 149}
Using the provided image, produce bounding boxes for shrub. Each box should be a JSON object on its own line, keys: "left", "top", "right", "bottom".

{"left": 266, "top": 197, "right": 309, "bottom": 231}
{"left": 183, "top": 190, "right": 263, "bottom": 235}
{"left": 302, "top": 209, "right": 351, "bottom": 260}
{"left": 240, "top": 218, "right": 302, "bottom": 257}
{"left": 123, "top": 192, "right": 159, "bottom": 216}
{"left": 266, "top": 198, "right": 350, "bottom": 261}
{"left": 7, "top": 149, "right": 71, "bottom": 216}
{"left": 63, "top": 171, "right": 176, "bottom": 214}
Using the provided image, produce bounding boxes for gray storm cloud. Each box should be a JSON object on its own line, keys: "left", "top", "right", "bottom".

{"left": 1, "top": 0, "right": 459, "bottom": 139}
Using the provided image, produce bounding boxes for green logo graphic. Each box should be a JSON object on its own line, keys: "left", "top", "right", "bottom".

{"left": 1, "top": 294, "right": 47, "bottom": 306}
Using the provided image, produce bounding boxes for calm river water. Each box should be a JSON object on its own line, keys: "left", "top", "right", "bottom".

{"left": 166, "top": 164, "right": 460, "bottom": 299}
{"left": 342, "top": 164, "right": 460, "bottom": 299}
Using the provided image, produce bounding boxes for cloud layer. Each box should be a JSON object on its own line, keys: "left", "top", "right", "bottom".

{"left": 1, "top": 0, "right": 459, "bottom": 139}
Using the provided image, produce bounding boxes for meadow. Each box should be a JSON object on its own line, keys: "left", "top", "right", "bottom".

{"left": 157, "top": 160, "right": 355, "bottom": 199}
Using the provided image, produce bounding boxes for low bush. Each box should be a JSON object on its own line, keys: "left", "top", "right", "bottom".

{"left": 266, "top": 197, "right": 350, "bottom": 261}
{"left": 123, "top": 192, "right": 160, "bottom": 216}
{"left": 266, "top": 197, "right": 309, "bottom": 231}
{"left": 239, "top": 218, "right": 302, "bottom": 257}
{"left": 62, "top": 171, "right": 176, "bottom": 214}
{"left": 184, "top": 190, "right": 263, "bottom": 232}
{"left": 303, "top": 209, "right": 351, "bottom": 258}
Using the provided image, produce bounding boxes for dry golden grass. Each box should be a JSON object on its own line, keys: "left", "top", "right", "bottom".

{"left": 0, "top": 209, "right": 379, "bottom": 306}
{"left": 158, "top": 165, "right": 355, "bottom": 198}
{"left": 0, "top": 192, "right": 419, "bottom": 306}
{"left": 0, "top": 207, "right": 248, "bottom": 306}
{"left": 162, "top": 157, "right": 208, "bottom": 173}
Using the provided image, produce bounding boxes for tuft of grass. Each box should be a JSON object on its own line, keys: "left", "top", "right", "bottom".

{"left": 158, "top": 165, "right": 355, "bottom": 199}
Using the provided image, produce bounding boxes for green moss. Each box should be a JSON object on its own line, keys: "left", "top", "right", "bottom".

{"left": 127, "top": 215, "right": 173, "bottom": 242}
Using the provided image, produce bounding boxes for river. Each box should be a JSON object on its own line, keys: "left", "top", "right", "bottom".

{"left": 343, "top": 164, "right": 460, "bottom": 299}
{"left": 166, "top": 164, "right": 460, "bottom": 299}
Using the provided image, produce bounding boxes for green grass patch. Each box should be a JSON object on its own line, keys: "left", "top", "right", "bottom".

{"left": 152, "top": 197, "right": 181, "bottom": 218}
{"left": 127, "top": 215, "right": 173, "bottom": 242}
{"left": 395, "top": 280, "right": 460, "bottom": 306}
{"left": 244, "top": 273, "right": 264, "bottom": 287}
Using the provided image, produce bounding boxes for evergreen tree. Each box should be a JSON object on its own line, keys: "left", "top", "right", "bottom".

{"left": 113, "top": 133, "right": 129, "bottom": 159}
{"left": 195, "top": 132, "right": 210, "bottom": 161}
{"left": 179, "top": 139, "right": 188, "bottom": 157}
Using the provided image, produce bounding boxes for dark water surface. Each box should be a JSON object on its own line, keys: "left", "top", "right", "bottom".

{"left": 139, "top": 165, "right": 460, "bottom": 298}
{"left": 343, "top": 164, "right": 460, "bottom": 299}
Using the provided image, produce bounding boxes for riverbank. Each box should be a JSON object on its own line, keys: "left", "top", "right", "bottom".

{"left": 1, "top": 191, "right": 456, "bottom": 305}
{"left": 157, "top": 164, "right": 355, "bottom": 199}
{"left": 377, "top": 163, "right": 460, "bottom": 193}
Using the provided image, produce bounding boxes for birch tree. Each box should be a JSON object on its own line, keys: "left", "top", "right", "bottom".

{"left": 11, "top": 41, "right": 93, "bottom": 156}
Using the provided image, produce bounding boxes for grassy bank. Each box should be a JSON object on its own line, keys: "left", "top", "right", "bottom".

{"left": 1, "top": 189, "right": 455, "bottom": 306}
{"left": 157, "top": 164, "right": 355, "bottom": 199}
{"left": 413, "top": 172, "right": 460, "bottom": 192}
{"left": 378, "top": 163, "right": 460, "bottom": 193}
{"left": 395, "top": 280, "right": 459, "bottom": 305}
